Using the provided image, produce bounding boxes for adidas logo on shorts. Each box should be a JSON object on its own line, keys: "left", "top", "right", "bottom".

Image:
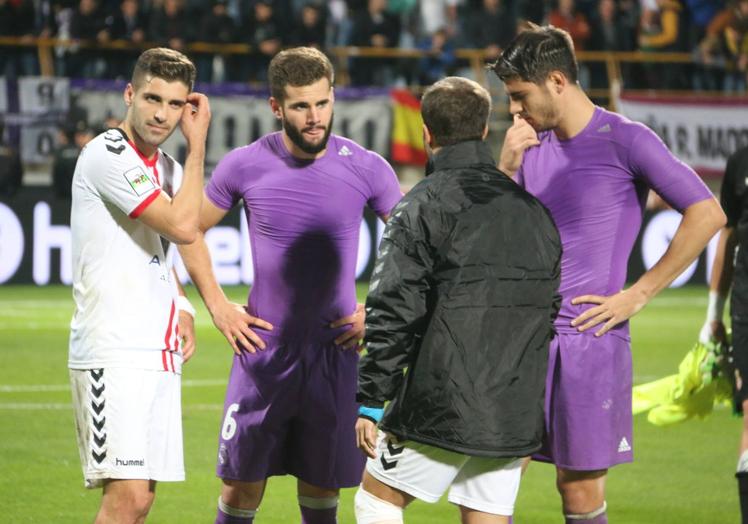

{"left": 618, "top": 437, "right": 631, "bottom": 453}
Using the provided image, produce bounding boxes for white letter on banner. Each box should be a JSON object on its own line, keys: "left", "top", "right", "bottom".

{"left": 705, "top": 230, "right": 720, "bottom": 285}
{"left": 356, "top": 220, "right": 372, "bottom": 279}
{"left": 641, "top": 210, "right": 697, "bottom": 288}
{"left": 33, "top": 202, "right": 71, "bottom": 285}
{"left": 206, "top": 226, "right": 241, "bottom": 285}
{"left": 0, "top": 203, "right": 24, "bottom": 283}
{"left": 240, "top": 212, "right": 254, "bottom": 285}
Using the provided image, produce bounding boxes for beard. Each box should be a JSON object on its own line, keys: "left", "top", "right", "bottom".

{"left": 525, "top": 88, "right": 559, "bottom": 132}
{"left": 283, "top": 113, "right": 334, "bottom": 155}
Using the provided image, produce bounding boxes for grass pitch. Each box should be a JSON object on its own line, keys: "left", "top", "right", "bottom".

{"left": 0, "top": 285, "right": 739, "bottom": 523}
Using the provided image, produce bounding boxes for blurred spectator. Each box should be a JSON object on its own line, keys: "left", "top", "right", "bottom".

{"left": 548, "top": 0, "right": 591, "bottom": 50}
{"left": 464, "top": 0, "right": 516, "bottom": 62}
{"left": 349, "top": 0, "right": 401, "bottom": 85}
{"left": 326, "top": 0, "right": 351, "bottom": 45}
{"left": 548, "top": 0, "right": 591, "bottom": 85}
{"left": 197, "top": 0, "right": 237, "bottom": 82}
{"left": 588, "top": 0, "right": 636, "bottom": 88}
{"left": 53, "top": 121, "right": 93, "bottom": 198}
{"left": 639, "top": 0, "right": 689, "bottom": 88}
{"left": 686, "top": 0, "right": 725, "bottom": 45}
{"left": 104, "top": 0, "right": 147, "bottom": 79}
{"left": 516, "top": 0, "right": 546, "bottom": 24}
{"left": 699, "top": 0, "right": 748, "bottom": 91}
{"left": 67, "top": 0, "right": 107, "bottom": 77}
{"left": 34, "top": 0, "right": 61, "bottom": 38}
{"left": 0, "top": 125, "right": 22, "bottom": 198}
{"left": 292, "top": 3, "right": 326, "bottom": 48}
{"left": 0, "top": 0, "right": 38, "bottom": 77}
{"left": 243, "top": 0, "right": 284, "bottom": 82}
{"left": 149, "top": 0, "right": 193, "bottom": 52}
{"left": 415, "top": 27, "right": 457, "bottom": 84}
{"left": 418, "top": 0, "right": 462, "bottom": 41}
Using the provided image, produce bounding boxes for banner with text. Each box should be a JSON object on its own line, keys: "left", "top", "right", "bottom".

{"left": 616, "top": 93, "right": 748, "bottom": 177}
{"left": 0, "top": 190, "right": 718, "bottom": 287}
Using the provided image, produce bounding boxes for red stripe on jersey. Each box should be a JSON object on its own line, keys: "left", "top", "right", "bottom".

{"left": 127, "top": 140, "right": 159, "bottom": 167}
{"left": 152, "top": 163, "right": 160, "bottom": 186}
{"left": 161, "top": 349, "right": 169, "bottom": 371}
{"left": 129, "top": 188, "right": 161, "bottom": 219}
{"left": 164, "top": 300, "right": 176, "bottom": 351}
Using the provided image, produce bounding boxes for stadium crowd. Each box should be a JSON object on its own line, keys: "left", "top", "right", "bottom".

{"left": 0, "top": 0, "right": 747, "bottom": 90}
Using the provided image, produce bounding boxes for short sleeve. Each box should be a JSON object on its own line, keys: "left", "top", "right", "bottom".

{"left": 205, "top": 149, "right": 243, "bottom": 211}
{"left": 363, "top": 151, "right": 403, "bottom": 217}
{"left": 721, "top": 152, "right": 742, "bottom": 227}
{"left": 628, "top": 126, "right": 712, "bottom": 212}
{"left": 84, "top": 133, "right": 161, "bottom": 219}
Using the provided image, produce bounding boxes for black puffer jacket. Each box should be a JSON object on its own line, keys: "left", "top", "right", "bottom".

{"left": 358, "top": 140, "right": 561, "bottom": 458}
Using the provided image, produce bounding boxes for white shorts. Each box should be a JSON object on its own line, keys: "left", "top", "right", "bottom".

{"left": 69, "top": 367, "right": 184, "bottom": 489}
{"left": 366, "top": 431, "right": 523, "bottom": 516}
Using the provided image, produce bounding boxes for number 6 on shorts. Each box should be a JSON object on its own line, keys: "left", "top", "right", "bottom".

{"left": 222, "top": 403, "right": 240, "bottom": 440}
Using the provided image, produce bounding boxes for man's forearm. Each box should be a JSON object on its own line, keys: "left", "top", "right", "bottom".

{"left": 169, "top": 146, "right": 205, "bottom": 231}
{"left": 709, "top": 226, "right": 736, "bottom": 296}
{"left": 177, "top": 230, "right": 227, "bottom": 314}
{"left": 631, "top": 198, "right": 725, "bottom": 299}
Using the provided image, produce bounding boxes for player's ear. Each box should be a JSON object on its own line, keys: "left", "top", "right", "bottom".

{"left": 549, "top": 71, "right": 566, "bottom": 94}
{"left": 269, "top": 97, "right": 282, "bottom": 120}
{"left": 482, "top": 124, "right": 489, "bottom": 140}
{"left": 124, "top": 83, "right": 134, "bottom": 106}
{"left": 422, "top": 124, "right": 435, "bottom": 149}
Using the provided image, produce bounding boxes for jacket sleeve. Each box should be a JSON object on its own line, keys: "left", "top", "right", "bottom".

{"left": 357, "top": 194, "right": 436, "bottom": 408}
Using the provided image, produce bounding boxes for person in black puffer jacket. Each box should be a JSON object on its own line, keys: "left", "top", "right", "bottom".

{"left": 354, "top": 76, "right": 562, "bottom": 524}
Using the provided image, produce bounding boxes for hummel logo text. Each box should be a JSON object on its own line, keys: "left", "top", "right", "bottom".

{"left": 116, "top": 458, "right": 145, "bottom": 467}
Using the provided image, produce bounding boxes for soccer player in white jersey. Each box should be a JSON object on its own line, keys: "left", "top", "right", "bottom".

{"left": 68, "top": 47, "right": 210, "bottom": 523}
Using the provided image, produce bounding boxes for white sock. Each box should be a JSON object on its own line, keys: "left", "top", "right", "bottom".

{"left": 353, "top": 487, "right": 403, "bottom": 524}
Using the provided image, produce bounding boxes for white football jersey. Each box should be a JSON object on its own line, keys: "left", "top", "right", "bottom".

{"left": 69, "top": 128, "right": 184, "bottom": 373}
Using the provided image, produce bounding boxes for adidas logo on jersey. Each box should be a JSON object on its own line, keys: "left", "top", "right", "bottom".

{"left": 338, "top": 145, "right": 353, "bottom": 156}
{"left": 618, "top": 437, "right": 631, "bottom": 453}
{"left": 597, "top": 124, "right": 612, "bottom": 133}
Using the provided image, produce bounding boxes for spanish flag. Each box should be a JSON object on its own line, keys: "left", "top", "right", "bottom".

{"left": 390, "top": 89, "right": 427, "bottom": 166}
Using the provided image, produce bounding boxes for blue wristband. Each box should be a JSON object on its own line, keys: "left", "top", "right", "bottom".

{"left": 358, "top": 406, "right": 384, "bottom": 423}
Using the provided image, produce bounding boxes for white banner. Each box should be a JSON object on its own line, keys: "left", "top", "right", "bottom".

{"left": 616, "top": 93, "right": 748, "bottom": 177}
{"left": 0, "top": 78, "right": 7, "bottom": 113}
{"left": 74, "top": 89, "right": 393, "bottom": 171}
{"left": 18, "top": 77, "right": 69, "bottom": 115}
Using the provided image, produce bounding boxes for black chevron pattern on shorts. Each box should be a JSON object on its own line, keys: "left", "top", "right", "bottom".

{"left": 88, "top": 369, "right": 107, "bottom": 465}
{"left": 380, "top": 437, "right": 405, "bottom": 471}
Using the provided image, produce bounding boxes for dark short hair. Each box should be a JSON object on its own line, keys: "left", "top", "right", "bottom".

{"left": 491, "top": 24, "right": 579, "bottom": 85}
{"left": 132, "top": 47, "right": 196, "bottom": 91}
{"left": 269, "top": 47, "right": 334, "bottom": 102}
{"left": 421, "top": 77, "right": 491, "bottom": 148}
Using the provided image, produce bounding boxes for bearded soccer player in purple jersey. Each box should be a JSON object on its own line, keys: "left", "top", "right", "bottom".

{"left": 178, "top": 47, "right": 402, "bottom": 524}
{"left": 491, "top": 25, "right": 726, "bottom": 523}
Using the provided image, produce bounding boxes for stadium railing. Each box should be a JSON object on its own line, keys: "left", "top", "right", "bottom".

{"left": 1, "top": 37, "right": 741, "bottom": 110}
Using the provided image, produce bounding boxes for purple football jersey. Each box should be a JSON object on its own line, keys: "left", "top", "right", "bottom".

{"left": 208, "top": 132, "right": 401, "bottom": 486}
{"left": 519, "top": 106, "right": 713, "bottom": 470}
{"left": 517, "top": 107, "right": 712, "bottom": 337}
{"left": 206, "top": 132, "right": 402, "bottom": 346}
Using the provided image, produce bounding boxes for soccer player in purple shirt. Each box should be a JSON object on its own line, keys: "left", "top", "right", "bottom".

{"left": 178, "top": 47, "right": 402, "bottom": 524}
{"left": 491, "top": 25, "right": 725, "bottom": 523}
